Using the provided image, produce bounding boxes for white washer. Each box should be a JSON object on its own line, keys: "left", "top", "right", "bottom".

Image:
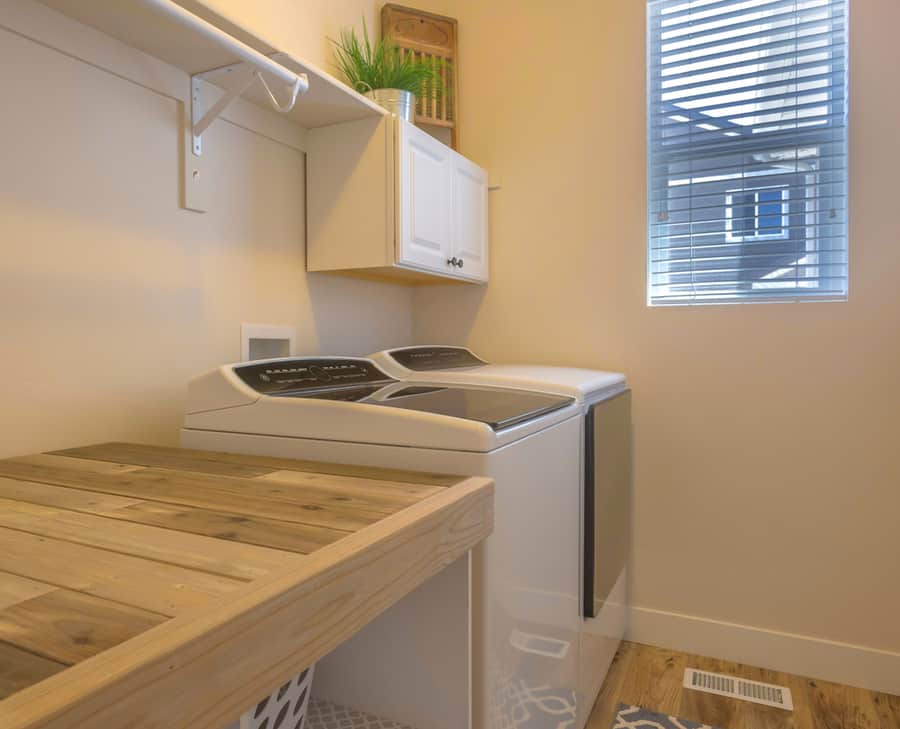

{"left": 182, "top": 356, "right": 587, "bottom": 729}
{"left": 370, "top": 346, "right": 632, "bottom": 722}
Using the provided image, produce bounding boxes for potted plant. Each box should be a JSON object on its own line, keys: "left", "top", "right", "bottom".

{"left": 332, "top": 18, "right": 441, "bottom": 123}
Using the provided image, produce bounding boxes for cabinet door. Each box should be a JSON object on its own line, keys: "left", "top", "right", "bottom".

{"left": 451, "top": 155, "right": 489, "bottom": 282}
{"left": 398, "top": 120, "right": 454, "bottom": 273}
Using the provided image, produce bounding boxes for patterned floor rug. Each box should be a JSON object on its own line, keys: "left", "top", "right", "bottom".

{"left": 305, "top": 698, "right": 413, "bottom": 729}
{"left": 611, "top": 704, "right": 722, "bottom": 729}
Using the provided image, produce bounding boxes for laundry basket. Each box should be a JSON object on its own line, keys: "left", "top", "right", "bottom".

{"left": 240, "top": 665, "right": 314, "bottom": 729}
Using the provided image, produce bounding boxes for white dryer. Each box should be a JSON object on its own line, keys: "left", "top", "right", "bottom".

{"left": 182, "top": 356, "right": 588, "bottom": 729}
{"left": 370, "top": 346, "right": 632, "bottom": 720}
{"left": 369, "top": 345, "right": 626, "bottom": 405}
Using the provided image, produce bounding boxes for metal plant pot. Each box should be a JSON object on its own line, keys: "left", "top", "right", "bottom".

{"left": 364, "top": 88, "right": 415, "bottom": 122}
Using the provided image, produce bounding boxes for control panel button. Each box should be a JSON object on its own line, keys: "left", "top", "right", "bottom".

{"left": 389, "top": 347, "right": 487, "bottom": 371}
{"left": 234, "top": 358, "right": 394, "bottom": 394}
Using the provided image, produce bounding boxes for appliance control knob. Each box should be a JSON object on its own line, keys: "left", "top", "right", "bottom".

{"left": 308, "top": 365, "right": 331, "bottom": 381}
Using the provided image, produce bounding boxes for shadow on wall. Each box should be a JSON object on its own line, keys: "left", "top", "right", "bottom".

{"left": 306, "top": 272, "right": 419, "bottom": 355}
{"left": 0, "top": 269, "right": 206, "bottom": 456}
{"left": 411, "top": 283, "right": 487, "bottom": 347}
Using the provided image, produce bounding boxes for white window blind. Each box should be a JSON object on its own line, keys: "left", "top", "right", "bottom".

{"left": 647, "top": 0, "right": 849, "bottom": 305}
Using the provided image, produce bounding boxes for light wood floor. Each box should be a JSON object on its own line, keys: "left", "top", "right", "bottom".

{"left": 587, "top": 642, "right": 900, "bottom": 729}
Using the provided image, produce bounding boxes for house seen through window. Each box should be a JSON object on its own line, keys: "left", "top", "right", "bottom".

{"left": 647, "top": 0, "right": 849, "bottom": 305}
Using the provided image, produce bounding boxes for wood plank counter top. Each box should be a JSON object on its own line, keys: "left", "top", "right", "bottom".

{"left": 0, "top": 442, "right": 493, "bottom": 729}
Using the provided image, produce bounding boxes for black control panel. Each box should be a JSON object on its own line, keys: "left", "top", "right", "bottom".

{"left": 388, "top": 346, "right": 487, "bottom": 371}
{"left": 234, "top": 358, "right": 394, "bottom": 395}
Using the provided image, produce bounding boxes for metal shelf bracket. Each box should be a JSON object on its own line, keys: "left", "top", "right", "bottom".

{"left": 191, "top": 65, "right": 308, "bottom": 156}
{"left": 139, "top": 0, "right": 309, "bottom": 157}
{"left": 139, "top": 0, "right": 311, "bottom": 212}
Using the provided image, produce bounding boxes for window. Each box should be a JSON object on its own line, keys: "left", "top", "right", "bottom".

{"left": 647, "top": 0, "right": 849, "bottom": 305}
{"left": 726, "top": 187, "right": 789, "bottom": 241}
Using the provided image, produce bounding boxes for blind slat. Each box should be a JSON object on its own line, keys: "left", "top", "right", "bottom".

{"left": 651, "top": 130, "right": 846, "bottom": 160}
{"left": 655, "top": 14, "right": 845, "bottom": 59}
{"left": 652, "top": 229, "right": 850, "bottom": 244}
{"left": 658, "top": 276, "right": 848, "bottom": 289}
{"left": 652, "top": 0, "right": 844, "bottom": 31}
{"left": 647, "top": 0, "right": 849, "bottom": 305}
{"left": 655, "top": 57, "right": 844, "bottom": 94}
{"left": 651, "top": 256, "right": 849, "bottom": 268}
{"left": 651, "top": 257, "right": 849, "bottom": 269}
{"left": 652, "top": 237, "right": 848, "bottom": 252}
{"left": 654, "top": 172, "right": 848, "bottom": 194}
{"left": 655, "top": 33, "right": 844, "bottom": 73}
{"left": 650, "top": 147, "right": 847, "bottom": 170}
{"left": 651, "top": 20, "right": 846, "bottom": 64}
{"left": 662, "top": 71, "right": 843, "bottom": 105}
{"left": 651, "top": 113, "right": 848, "bottom": 145}
{"left": 651, "top": 42, "right": 846, "bottom": 84}
{"left": 652, "top": 89, "right": 846, "bottom": 118}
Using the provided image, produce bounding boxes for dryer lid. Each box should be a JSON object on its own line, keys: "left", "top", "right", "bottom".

{"left": 371, "top": 346, "right": 627, "bottom": 404}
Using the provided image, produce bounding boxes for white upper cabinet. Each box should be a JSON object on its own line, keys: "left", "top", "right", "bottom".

{"left": 307, "top": 116, "right": 488, "bottom": 284}
{"left": 451, "top": 155, "right": 489, "bottom": 281}
{"left": 398, "top": 122, "right": 454, "bottom": 273}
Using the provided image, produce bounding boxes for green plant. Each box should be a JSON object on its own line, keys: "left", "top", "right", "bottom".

{"left": 332, "top": 18, "right": 440, "bottom": 97}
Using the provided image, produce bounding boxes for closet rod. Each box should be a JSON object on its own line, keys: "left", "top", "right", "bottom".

{"left": 142, "top": 0, "right": 304, "bottom": 87}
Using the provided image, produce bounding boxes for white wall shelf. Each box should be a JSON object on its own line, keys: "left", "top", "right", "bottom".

{"left": 38, "top": 0, "right": 387, "bottom": 129}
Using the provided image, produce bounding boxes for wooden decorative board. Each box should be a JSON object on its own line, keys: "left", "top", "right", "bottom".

{"left": 382, "top": 3, "right": 459, "bottom": 147}
{"left": 0, "top": 442, "right": 493, "bottom": 729}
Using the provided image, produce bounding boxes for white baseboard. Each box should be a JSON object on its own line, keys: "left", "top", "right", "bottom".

{"left": 627, "top": 605, "right": 900, "bottom": 696}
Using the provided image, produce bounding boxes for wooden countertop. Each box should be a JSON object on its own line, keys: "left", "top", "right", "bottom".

{"left": 0, "top": 442, "right": 493, "bottom": 729}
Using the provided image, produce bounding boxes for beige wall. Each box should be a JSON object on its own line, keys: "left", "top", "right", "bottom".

{"left": 414, "top": 0, "right": 900, "bottom": 655}
{"left": 3, "top": 0, "right": 897, "bottom": 665}
{"left": 203, "top": 0, "right": 382, "bottom": 70}
{"left": 0, "top": 0, "right": 411, "bottom": 458}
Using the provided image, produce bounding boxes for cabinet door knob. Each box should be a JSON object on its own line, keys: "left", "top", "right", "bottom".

{"left": 456, "top": 258, "right": 464, "bottom": 269}
{"left": 447, "top": 257, "right": 458, "bottom": 267}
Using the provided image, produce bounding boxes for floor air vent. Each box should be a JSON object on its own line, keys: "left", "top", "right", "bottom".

{"left": 683, "top": 668, "right": 793, "bottom": 710}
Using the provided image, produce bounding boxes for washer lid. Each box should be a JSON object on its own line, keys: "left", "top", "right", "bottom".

{"left": 210, "top": 357, "right": 574, "bottom": 431}
{"left": 184, "top": 358, "right": 581, "bottom": 451}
